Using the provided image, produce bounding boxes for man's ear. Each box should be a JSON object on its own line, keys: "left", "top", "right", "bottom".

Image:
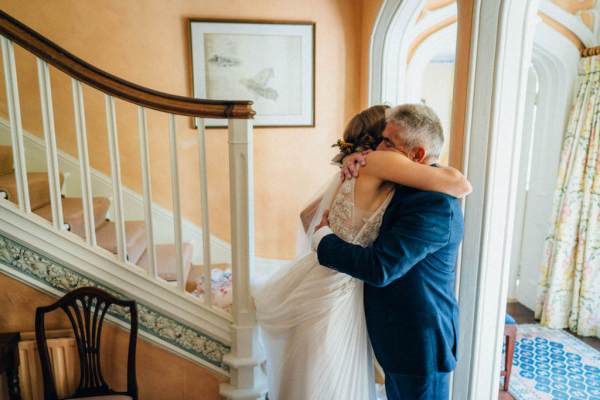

{"left": 413, "top": 147, "right": 427, "bottom": 163}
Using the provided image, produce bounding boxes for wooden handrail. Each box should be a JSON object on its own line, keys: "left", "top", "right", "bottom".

{"left": 0, "top": 10, "right": 255, "bottom": 119}
{"left": 582, "top": 45, "right": 600, "bottom": 58}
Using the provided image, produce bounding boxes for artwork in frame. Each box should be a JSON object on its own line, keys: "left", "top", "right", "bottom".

{"left": 189, "top": 19, "right": 315, "bottom": 128}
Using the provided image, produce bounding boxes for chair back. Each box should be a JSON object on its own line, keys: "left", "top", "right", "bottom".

{"left": 35, "top": 287, "right": 138, "bottom": 400}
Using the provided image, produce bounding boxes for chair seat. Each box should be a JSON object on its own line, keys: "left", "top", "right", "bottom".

{"left": 505, "top": 314, "right": 516, "bottom": 325}
{"left": 65, "top": 396, "right": 132, "bottom": 400}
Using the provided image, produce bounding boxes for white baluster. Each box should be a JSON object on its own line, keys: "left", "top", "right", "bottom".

{"left": 72, "top": 79, "right": 96, "bottom": 245}
{"left": 138, "top": 106, "right": 157, "bottom": 278}
{"left": 220, "top": 119, "right": 267, "bottom": 400}
{"left": 168, "top": 114, "right": 185, "bottom": 291}
{"left": 37, "top": 59, "right": 64, "bottom": 231}
{"left": 105, "top": 95, "right": 127, "bottom": 262}
{"left": 1, "top": 38, "right": 30, "bottom": 212}
{"left": 196, "top": 118, "right": 212, "bottom": 306}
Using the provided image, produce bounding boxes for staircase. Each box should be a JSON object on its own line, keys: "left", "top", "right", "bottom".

{"left": 0, "top": 10, "right": 266, "bottom": 400}
{"left": 0, "top": 144, "right": 213, "bottom": 293}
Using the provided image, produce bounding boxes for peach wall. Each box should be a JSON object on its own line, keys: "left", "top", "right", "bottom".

{"left": 0, "top": 273, "right": 225, "bottom": 400}
{"left": 0, "top": 0, "right": 365, "bottom": 259}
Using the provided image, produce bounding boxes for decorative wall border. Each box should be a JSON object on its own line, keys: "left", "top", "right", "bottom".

{"left": 0, "top": 233, "right": 230, "bottom": 372}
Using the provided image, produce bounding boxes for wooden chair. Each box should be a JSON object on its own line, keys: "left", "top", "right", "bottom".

{"left": 35, "top": 287, "right": 138, "bottom": 400}
{"left": 501, "top": 314, "right": 517, "bottom": 392}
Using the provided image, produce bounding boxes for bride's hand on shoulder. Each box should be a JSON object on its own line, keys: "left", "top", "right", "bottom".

{"left": 340, "top": 150, "right": 373, "bottom": 181}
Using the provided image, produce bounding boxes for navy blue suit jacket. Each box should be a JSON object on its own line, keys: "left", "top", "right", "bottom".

{"left": 316, "top": 184, "right": 464, "bottom": 375}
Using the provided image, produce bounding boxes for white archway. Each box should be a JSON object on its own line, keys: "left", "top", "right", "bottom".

{"left": 370, "top": 0, "right": 458, "bottom": 165}
{"left": 369, "top": 0, "right": 427, "bottom": 105}
{"left": 368, "top": 0, "right": 589, "bottom": 399}
{"left": 405, "top": 22, "right": 458, "bottom": 164}
{"left": 370, "top": 1, "right": 460, "bottom": 105}
{"left": 404, "top": 23, "right": 457, "bottom": 101}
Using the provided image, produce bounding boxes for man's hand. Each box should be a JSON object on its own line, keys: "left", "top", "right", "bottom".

{"left": 340, "top": 150, "right": 372, "bottom": 180}
{"left": 315, "top": 210, "right": 330, "bottom": 232}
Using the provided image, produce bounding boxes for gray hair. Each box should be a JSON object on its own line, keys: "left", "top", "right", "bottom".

{"left": 385, "top": 103, "right": 444, "bottom": 159}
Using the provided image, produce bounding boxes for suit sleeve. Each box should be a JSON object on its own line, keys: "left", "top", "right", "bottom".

{"left": 316, "top": 194, "right": 453, "bottom": 287}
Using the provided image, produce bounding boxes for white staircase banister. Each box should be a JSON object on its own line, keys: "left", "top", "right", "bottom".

{"left": 105, "top": 95, "right": 127, "bottom": 263}
{"left": 196, "top": 117, "right": 213, "bottom": 307}
{"left": 72, "top": 78, "right": 97, "bottom": 246}
{"left": 0, "top": 11, "right": 263, "bottom": 397}
{"left": 1, "top": 37, "right": 30, "bottom": 212}
{"left": 168, "top": 113, "right": 185, "bottom": 292}
{"left": 37, "top": 58, "right": 65, "bottom": 231}
{"left": 137, "top": 106, "right": 158, "bottom": 279}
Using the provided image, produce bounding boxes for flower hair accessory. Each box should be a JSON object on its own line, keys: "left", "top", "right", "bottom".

{"left": 332, "top": 139, "right": 355, "bottom": 154}
{"left": 331, "top": 139, "right": 368, "bottom": 165}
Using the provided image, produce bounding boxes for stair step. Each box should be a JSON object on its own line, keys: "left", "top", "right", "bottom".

{"left": 0, "top": 172, "right": 64, "bottom": 210}
{"left": 138, "top": 243, "right": 193, "bottom": 282}
{"left": 95, "top": 220, "right": 147, "bottom": 264}
{"left": 0, "top": 145, "right": 12, "bottom": 176}
{"left": 33, "top": 197, "right": 110, "bottom": 238}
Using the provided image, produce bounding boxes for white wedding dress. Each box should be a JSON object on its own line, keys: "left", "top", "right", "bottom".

{"left": 254, "top": 178, "right": 394, "bottom": 400}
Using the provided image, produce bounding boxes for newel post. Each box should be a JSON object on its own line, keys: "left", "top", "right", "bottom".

{"left": 219, "top": 119, "right": 267, "bottom": 400}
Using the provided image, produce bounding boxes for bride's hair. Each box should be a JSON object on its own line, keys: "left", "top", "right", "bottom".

{"left": 342, "top": 105, "right": 390, "bottom": 151}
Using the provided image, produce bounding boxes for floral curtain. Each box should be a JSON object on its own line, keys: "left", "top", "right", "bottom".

{"left": 535, "top": 55, "right": 600, "bottom": 338}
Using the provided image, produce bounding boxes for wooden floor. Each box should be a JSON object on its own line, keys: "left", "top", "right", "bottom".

{"left": 499, "top": 302, "right": 600, "bottom": 399}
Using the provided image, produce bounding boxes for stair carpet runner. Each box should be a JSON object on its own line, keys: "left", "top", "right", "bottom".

{"left": 0, "top": 145, "right": 233, "bottom": 310}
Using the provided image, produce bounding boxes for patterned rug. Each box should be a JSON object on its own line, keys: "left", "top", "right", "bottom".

{"left": 509, "top": 324, "right": 600, "bottom": 400}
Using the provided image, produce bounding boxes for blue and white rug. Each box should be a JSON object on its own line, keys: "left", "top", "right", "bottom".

{"left": 510, "top": 324, "right": 600, "bottom": 400}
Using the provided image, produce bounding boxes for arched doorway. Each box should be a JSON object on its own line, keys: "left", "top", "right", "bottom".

{"left": 370, "top": 0, "right": 458, "bottom": 164}
{"left": 369, "top": 0, "right": 594, "bottom": 399}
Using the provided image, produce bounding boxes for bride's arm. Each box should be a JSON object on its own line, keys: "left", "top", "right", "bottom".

{"left": 300, "top": 196, "right": 322, "bottom": 232}
{"left": 361, "top": 151, "right": 472, "bottom": 198}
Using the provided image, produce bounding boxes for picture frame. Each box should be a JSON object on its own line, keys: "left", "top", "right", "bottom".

{"left": 189, "top": 19, "right": 315, "bottom": 128}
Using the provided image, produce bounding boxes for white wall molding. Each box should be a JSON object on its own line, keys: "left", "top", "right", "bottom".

{"left": 369, "top": 0, "right": 424, "bottom": 105}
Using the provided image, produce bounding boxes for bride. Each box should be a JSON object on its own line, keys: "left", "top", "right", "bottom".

{"left": 253, "top": 105, "right": 470, "bottom": 400}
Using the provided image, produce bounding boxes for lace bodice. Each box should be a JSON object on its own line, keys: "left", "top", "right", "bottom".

{"left": 328, "top": 179, "right": 394, "bottom": 247}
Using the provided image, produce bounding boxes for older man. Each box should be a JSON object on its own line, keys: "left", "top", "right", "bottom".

{"left": 313, "top": 104, "right": 464, "bottom": 400}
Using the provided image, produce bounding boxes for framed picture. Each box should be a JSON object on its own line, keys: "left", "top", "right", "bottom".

{"left": 189, "top": 19, "right": 315, "bottom": 128}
